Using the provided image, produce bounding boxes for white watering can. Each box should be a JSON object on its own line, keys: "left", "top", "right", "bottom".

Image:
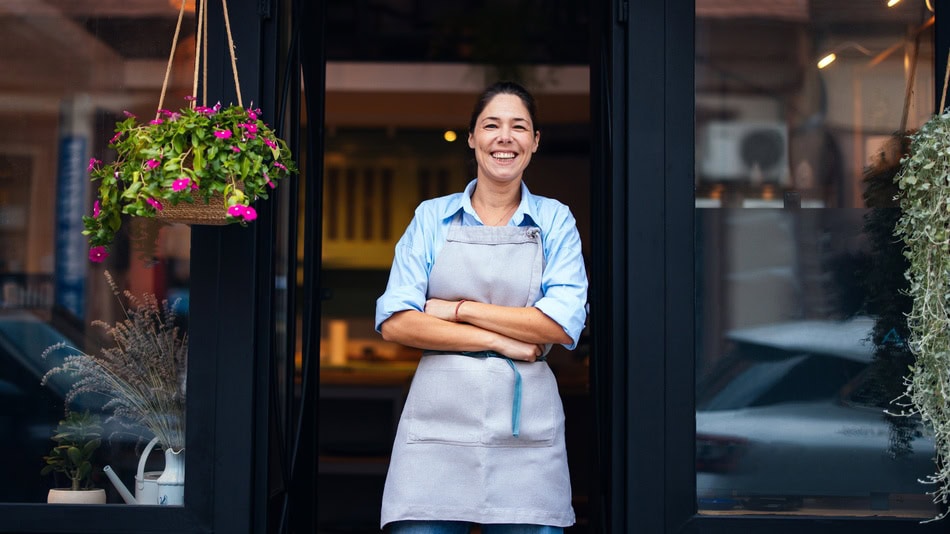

{"left": 103, "top": 437, "right": 163, "bottom": 505}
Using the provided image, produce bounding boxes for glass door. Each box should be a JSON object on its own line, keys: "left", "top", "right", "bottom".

{"left": 309, "top": 2, "right": 593, "bottom": 530}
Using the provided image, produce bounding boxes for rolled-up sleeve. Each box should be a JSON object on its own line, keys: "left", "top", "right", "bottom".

{"left": 532, "top": 205, "right": 589, "bottom": 350}
{"left": 375, "top": 214, "right": 431, "bottom": 332}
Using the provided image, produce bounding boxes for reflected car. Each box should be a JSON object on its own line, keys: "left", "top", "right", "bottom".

{"left": 0, "top": 310, "right": 141, "bottom": 503}
{"left": 696, "top": 316, "right": 935, "bottom": 511}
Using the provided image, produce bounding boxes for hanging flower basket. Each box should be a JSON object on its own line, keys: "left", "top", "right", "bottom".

{"left": 82, "top": 0, "right": 297, "bottom": 263}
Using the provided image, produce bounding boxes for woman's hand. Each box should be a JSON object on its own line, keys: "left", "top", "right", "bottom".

{"left": 493, "top": 336, "right": 544, "bottom": 362}
{"left": 424, "top": 298, "right": 463, "bottom": 322}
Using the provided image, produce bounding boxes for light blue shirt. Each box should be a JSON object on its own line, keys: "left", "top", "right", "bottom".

{"left": 375, "top": 179, "right": 589, "bottom": 350}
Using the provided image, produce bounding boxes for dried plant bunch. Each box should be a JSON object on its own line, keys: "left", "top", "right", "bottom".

{"left": 42, "top": 272, "right": 187, "bottom": 451}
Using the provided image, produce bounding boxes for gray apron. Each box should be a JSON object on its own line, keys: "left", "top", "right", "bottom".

{"left": 380, "top": 216, "right": 575, "bottom": 528}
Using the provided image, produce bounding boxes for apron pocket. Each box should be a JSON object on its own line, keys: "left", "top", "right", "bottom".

{"left": 481, "top": 363, "right": 558, "bottom": 448}
{"left": 405, "top": 366, "right": 485, "bottom": 445}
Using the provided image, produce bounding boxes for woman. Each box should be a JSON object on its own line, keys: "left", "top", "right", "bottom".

{"left": 375, "top": 81, "right": 589, "bottom": 533}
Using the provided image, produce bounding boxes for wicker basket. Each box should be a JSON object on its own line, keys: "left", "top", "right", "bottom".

{"left": 156, "top": 193, "right": 230, "bottom": 226}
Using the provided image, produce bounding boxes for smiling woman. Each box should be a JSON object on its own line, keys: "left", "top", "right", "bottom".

{"left": 373, "top": 81, "right": 589, "bottom": 532}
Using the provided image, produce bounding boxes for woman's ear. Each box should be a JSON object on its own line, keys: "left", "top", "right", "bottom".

{"left": 532, "top": 131, "right": 540, "bottom": 153}
{"left": 468, "top": 132, "right": 475, "bottom": 149}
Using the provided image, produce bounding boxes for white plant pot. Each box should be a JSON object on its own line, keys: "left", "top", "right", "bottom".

{"left": 47, "top": 488, "right": 106, "bottom": 504}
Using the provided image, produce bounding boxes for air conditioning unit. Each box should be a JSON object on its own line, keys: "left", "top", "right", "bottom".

{"left": 698, "top": 121, "right": 789, "bottom": 184}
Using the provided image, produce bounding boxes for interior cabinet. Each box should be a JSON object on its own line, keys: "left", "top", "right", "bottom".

{"left": 318, "top": 366, "right": 412, "bottom": 531}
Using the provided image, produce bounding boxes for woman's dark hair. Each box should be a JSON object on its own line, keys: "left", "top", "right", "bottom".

{"left": 468, "top": 81, "right": 539, "bottom": 134}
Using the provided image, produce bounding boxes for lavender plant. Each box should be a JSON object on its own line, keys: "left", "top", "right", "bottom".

{"left": 42, "top": 272, "right": 187, "bottom": 451}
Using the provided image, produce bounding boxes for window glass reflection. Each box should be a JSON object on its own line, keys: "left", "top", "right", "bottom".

{"left": 0, "top": 1, "right": 192, "bottom": 504}
{"left": 695, "top": 0, "right": 938, "bottom": 517}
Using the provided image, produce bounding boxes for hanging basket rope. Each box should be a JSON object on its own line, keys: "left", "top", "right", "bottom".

{"left": 158, "top": 0, "right": 243, "bottom": 115}
{"left": 156, "top": 0, "right": 244, "bottom": 226}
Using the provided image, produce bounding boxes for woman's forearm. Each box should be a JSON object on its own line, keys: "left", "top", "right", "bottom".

{"left": 425, "top": 298, "right": 571, "bottom": 346}
{"left": 380, "top": 309, "right": 544, "bottom": 361}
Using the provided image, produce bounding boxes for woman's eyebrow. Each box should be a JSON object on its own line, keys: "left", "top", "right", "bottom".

{"left": 481, "top": 116, "right": 529, "bottom": 123}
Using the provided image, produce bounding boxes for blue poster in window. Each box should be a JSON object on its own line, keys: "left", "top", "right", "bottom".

{"left": 54, "top": 133, "right": 89, "bottom": 320}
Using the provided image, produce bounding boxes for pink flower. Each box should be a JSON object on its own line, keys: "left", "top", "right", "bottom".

{"left": 93, "top": 200, "right": 101, "bottom": 218}
{"left": 172, "top": 178, "right": 191, "bottom": 192}
{"left": 191, "top": 181, "right": 199, "bottom": 190}
{"left": 147, "top": 198, "right": 163, "bottom": 211}
{"left": 122, "top": 110, "right": 136, "bottom": 118}
{"left": 195, "top": 106, "right": 213, "bottom": 114}
{"left": 89, "top": 246, "right": 109, "bottom": 263}
{"left": 184, "top": 95, "right": 196, "bottom": 102}
{"left": 239, "top": 123, "right": 258, "bottom": 134}
{"left": 274, "top": 162, "right": 287, "bottom": 172}
{"left": 264, "top": 172, "right": 275, "bottom": 189}
{"left": 231, "top": 145, "right": 241, "bottom": 153}
{"left": 145, "top": 159, "right": 160, "bottom": 170}
{"left": 109, "top": 132, "right": 123, "bottom": 144}
{"left": 248, "top": 110, "right": 258, "bottom": 120}
{"left": 227, "top": 204, "right": 258, "bottom": 221}
{"left": 87, "top": 158, "right": 100, "bottom": 171}
{"left": 214, "top": 129, "right": 233, "bottom": 139}
{"left": 263, "top": 138, "right": 277, "bottom": 149}
{"left": 149, "top": 119, "right": 164, "bottom": 125}
{"left": 213, "top": 102, "right": 222, "bottom": 113}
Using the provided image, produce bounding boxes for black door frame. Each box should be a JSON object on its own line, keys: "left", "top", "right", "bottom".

{"left": 590, "top": 0, "right": 696, "bottom": 532}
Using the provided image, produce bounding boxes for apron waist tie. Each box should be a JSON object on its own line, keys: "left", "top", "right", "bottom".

{"left": 423, "top": 350, "right": 545, "bottom": 437}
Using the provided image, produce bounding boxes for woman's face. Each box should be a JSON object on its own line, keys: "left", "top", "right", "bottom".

{"left": 468, "top": 93, "right": 539, "bottom": 186}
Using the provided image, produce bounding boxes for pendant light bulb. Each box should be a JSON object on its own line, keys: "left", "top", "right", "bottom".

{"left": 817, "top": 53, "right": 837, "bottom": 69}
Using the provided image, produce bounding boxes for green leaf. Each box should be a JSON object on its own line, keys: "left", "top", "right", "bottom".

{"left": 82, "top": 439, "right": 101, "bottom": 456}
{"left": 66, "top": 446, "right": 82, "bottom": 465}
{"left": 194, "top": 147, "right": 204, "bottom": 170}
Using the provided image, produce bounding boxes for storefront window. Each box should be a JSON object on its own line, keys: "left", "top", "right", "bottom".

{"left": 695, "top": 0, "right": 938, "bottom": 517}
{"left": 1, "top": 1, "right": 192, "bottom": 504}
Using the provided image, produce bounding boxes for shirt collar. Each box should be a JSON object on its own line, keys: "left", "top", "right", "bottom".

{"left": 442, "top": 179, "right": 538, "bottom": 226}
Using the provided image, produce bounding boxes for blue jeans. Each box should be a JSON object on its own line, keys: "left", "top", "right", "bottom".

{"left": 388, "top": 521, "right": 564, "bottom": 534}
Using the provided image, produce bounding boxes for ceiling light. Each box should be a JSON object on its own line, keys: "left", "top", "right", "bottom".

{"left": 817, "top": 53, "right": 837, "bottom": 69}
{"left": 816, "top": 42, "right": 873, "bottom": 69}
